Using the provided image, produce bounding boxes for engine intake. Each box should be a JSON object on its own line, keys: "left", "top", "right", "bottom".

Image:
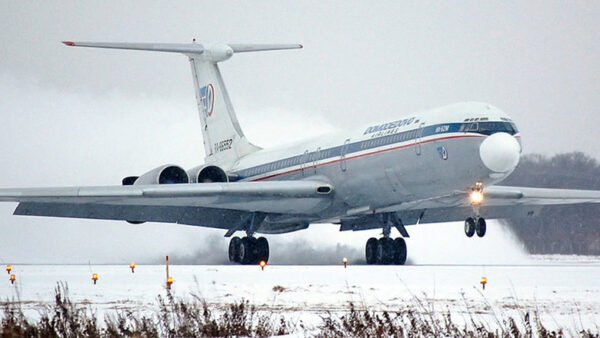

{"left": 187, "top": 165, "right": 228, "bottom": 183}
{"left": 122, "top": 176, "right": 139, "bottom": 186}
{"left": 134, "top": 165, "right": 189, "bottom": 185}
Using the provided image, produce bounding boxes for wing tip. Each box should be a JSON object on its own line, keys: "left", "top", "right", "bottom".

{"left": 62, "top": 41, "right": 75, "bottom": 46}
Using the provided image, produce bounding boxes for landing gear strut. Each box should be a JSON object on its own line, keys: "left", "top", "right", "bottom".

{"left": 228, "top": 236, "right": 269, "bottom": 264}
{"left": 464, "top": 217, "right": 486, "bottom": 238}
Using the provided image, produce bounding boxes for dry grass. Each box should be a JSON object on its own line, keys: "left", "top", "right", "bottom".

{"left": 1, "top": 283, "right": 598, "bottom": 337}
{"left": 1, "top": 283, "right": 288, "bottom": 337}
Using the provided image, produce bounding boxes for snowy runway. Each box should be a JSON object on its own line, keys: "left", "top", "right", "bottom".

{"left": 2, "top": 257, "right": 599, "bottom": 332}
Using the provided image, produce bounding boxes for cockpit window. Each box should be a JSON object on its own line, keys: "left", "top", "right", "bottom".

{"left": 476, "top": 121, "right": 518, "bottom": 135}
{"left": 459, "top": 122, "right": 479, "bottom": 132}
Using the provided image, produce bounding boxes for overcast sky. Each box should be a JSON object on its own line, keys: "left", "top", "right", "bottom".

{"left": 0, "top": 1, "right": 598, "bottom": 264}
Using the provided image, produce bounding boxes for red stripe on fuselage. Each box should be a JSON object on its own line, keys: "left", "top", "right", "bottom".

{"left": 249, "top": 134, "right": 486, "bottom": 182}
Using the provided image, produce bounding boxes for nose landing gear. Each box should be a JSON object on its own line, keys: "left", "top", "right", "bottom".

{"left": 465, "top": 182, "right": 487, "bottom": 238}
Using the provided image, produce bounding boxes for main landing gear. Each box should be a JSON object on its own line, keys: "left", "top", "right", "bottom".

{"left": 464, "top": 217, "right": 486, "bottom": 238}
{"left": 228, "top": 236, "right": 269, "bottom": 264}
{"left": 365, "top": 237, "right": 407, "bottom": 265}
{"left": 365, "top": 214, "right": 408, "bottom": 265}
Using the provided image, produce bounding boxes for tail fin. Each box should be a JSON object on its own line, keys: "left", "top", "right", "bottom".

{"left": 62, "top": 41, "right": 302, "bottom": 168}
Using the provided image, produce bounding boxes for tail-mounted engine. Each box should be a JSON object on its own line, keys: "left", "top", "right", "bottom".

{"left": 187, "top": 165, "right": 228, "bottom": 183}
{"left": 133, "top": 165, "right": 189, "bottom": 185}
{"left": 121, "top": 165, "right": 189, "bottom": 224}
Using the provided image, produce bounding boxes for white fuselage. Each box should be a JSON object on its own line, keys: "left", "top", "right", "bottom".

{"left": 230, "top": 102, "right": 521, "bottom": 222}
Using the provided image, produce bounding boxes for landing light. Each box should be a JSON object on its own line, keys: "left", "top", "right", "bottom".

{"left": 470, "top": 190, "right": 484, "bottom": 205}
{"left": 259, "top": 260, "right": 267, "bottom": 270}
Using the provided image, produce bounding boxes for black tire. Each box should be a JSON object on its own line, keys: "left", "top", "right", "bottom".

{"left": 365, "top": 237, "right": 378, "bottom": 264}
{"left": 239, "top": 237, "right": 255, "bottom": 264}
{"left": 464, "top": 217, "right": 476, "bottom": 237}
{"left": 476, "top": 217, "right": 487, "bottom": 237}
{"left": 376, "top": 238, "right": 394, "bottom": 265}
{"left": 228, "top": 236, "right": 241, "bottom": 262}
{"left": 393, "top": 237, "right": 407, "bottom": 265}
{"left": 248, "top": 237, "right": 259, "bottom": 263}
{"left": 256, "top": 237, "right": 269, "bottom": 264}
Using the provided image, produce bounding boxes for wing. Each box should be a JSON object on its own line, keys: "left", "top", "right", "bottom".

{"left": 0, "top": 181, "right": 334, "bottom": 229}
{"left": 342, "top": 186, "right": 600, "bottom": 228}
{"left": 484, "top": 185, "right": 600, "bottom": 205}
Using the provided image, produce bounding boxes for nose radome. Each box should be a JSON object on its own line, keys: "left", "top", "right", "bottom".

{"left": 479, "top": 132, "right": 521, "bottom": 173}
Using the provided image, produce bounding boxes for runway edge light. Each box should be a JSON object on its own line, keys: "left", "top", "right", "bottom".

{"left": 130, "top": 262, "right": 135, "bottom": 273}
{"left": 259, "top": 260, "right": 267, "bottom": 271}
{"left": 342, "top": 257, "right": 348, "bottom": 268}
{"left": 6, "top": 265, "right": 11, "bottom": 274}
{"left": 92, "top": 273, "right": 98, "bottom": 285}
{"left": 165, "top": 255, "right": 172, "bottom": 289}
{"left": 9, "top": 274, "right": 15, "bottom": 284}
{"left": 481, "top": 276, "right": 487, "bottom": 290}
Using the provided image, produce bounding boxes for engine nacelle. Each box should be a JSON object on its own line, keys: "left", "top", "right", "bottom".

{"left": 134, "top": 165, "right": 189, "bottom": 185}
{"left": 187, "top": 165, "right": 228, "bottom": 183}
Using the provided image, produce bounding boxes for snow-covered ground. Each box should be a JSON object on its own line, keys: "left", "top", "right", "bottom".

{"left": 2, "top": 256, "right": 599, "bottom": 333}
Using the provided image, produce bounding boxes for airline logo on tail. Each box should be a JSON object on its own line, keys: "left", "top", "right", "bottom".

{"left": 200, "top": 84, "right": 215, "bottom": 117}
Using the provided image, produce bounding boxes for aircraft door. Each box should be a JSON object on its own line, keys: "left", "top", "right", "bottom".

{"left": 312, "top": 147, "right": 321, "bottom": 175}
{"left": 415, "top": 122, "right": 425, "bottom": 156}
{"left": 340, "top": 139, "right": 351, "bottom": 172}
{"left": 301, "top": 150, "right": 309, "bottom": 176}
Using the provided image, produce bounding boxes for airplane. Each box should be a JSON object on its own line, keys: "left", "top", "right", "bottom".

{"left": 2, "top": 41, "right": 600, "bottom": 265}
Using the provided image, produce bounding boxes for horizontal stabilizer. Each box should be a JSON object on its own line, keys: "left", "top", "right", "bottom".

{"left": 62, "top": 41, "right": 204, "bottom": 54}
{"left": 228, "top": 44, "right": 303, "bottom": 53}
{"left": 62, "top": 41, "right": 302, "bottom": 59}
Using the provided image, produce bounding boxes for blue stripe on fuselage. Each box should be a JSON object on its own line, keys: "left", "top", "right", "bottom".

{"left": 232, "top": 121, "right": 516, "bottom": 180}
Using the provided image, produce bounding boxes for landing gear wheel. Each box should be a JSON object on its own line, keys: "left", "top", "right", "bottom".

{"left": 256, "top": 237, "right": 269, "bottom": 264}
{"left": 476, "top": 217, "right": 487, "bottom": 237}
{"left": 228, "top": 236, "right": 241, "bottom": 262}
{"left": 365, "top": 237, "right": 378, "bottom": 265}
{"left": 239, "top": 237, "right": 255, "bottom": 264}
{"left": 464, "top": 217, "right": 476, "bottom": 237}
{"left": 376, "top": 238, "right": 394, "bottom": 265}
{"left": 393, "top": 237, "right": 407, "bottom": 265}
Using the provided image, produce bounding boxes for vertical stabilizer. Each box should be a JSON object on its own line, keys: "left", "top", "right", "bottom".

{"left": 188, "top": 51, "right": 260, "bottom": 167}
{"left": 62, "top": 41, "right": 302, "bottom": 169}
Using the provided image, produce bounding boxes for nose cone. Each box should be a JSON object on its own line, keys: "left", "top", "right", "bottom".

{"left": 479, "top": 132, "right": 521, "bottom": 173}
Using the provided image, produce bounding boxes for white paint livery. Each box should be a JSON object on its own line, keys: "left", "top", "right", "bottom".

{"left": 1, "top": 41, "right": 600, "bottom": 265}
